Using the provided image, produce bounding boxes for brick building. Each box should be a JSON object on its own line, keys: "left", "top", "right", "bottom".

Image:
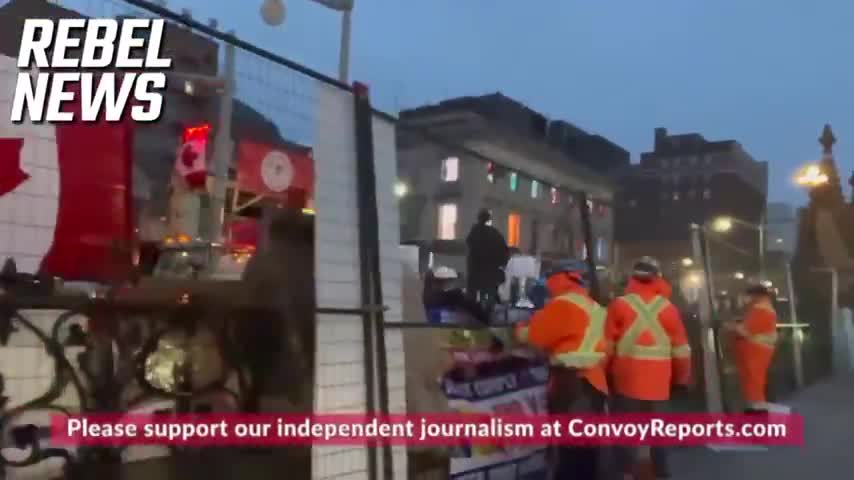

{"left": 614, "top": 127, "right": 768, "bottom": 295}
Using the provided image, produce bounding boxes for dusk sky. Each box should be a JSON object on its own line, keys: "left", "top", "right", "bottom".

{"left": 97, "top": 0, "right": 854, "bottom": 204}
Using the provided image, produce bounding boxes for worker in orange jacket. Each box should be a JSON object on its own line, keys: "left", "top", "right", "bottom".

{"left": 606, "top": 257, "right": 692, "bottom": 480}
{"left": 724, "top": 283, "right": 777, "bottom": 414}
{"left": 514, "top": 259, "right": 607, "bottom": 480}
{"left": 653, "top": 276, "right": 672, "bottom": 299}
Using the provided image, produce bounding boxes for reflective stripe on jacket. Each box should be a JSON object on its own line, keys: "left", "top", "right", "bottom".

{"left": 518, "top": 278, "right": 609, "bottom": 394}
{"left": 550, "top": 293, "right": 607, "bottom": 369}
{"left": 606, "top": 278, "right": 693, "bottom": 401}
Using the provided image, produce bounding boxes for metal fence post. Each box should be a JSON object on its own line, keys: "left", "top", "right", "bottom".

{"left": 691, "top": 224, "right": 723, "bottom": 413}
{"left": 785, "top": 262, "right": 805, "bottom": 388}
{"left": 353, "top": 83, "right": 392, "bottom": 480}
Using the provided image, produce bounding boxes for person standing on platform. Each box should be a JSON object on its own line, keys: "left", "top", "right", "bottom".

{"left": 465, "top": 209, "right": 510, "bottom": 312}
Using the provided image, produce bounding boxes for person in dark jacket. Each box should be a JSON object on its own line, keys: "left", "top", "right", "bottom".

{"left": 465, "top": 209, "right": 510, "bottom": 309}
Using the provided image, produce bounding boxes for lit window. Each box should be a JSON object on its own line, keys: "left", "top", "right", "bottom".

{"left": 673, "top": 192, "right": 680, "bottom": 201}
{"left": 441, "top": 157, "right": 459, "bottom": 182}
{"left": 509, "top": 172, "right": 518, "bottom": 191}
{"left": 550, "top": 187, "right": 559, "bottom": 204}
{"left": 507, "top": 213, "right": 521, "bottom": 247}
{"left": 703, "top": 188, "right": 711, "bottom": 199}
{"left": 437, "top": 203, "right": 457, "bottom": 240}
{"left": 531, "top": 180, "right": 540, "bottom": 198}
{"left": 486, "top": 162, "right": 495, "bottom": 183}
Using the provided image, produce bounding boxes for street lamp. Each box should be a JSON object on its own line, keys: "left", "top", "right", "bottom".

{"left": 261, "top": 0, "right": 354, "bottom": 82}
{"left": 711, "top": 216, "right": 733, "bottom": 233}
{"left": 734, "top": 271, "right": 745, "bottom": 280}
{"left": 681, "top": 257, "right": 694, "bottom": 267}
{"left": 795, "top": 164, "right": 829, "bottom": 188}
{"left": 260, "top": 0, "right": 286, "bottom": 25}
{"left": 710, "top": 215, "right": 766, "bottom": 281}
{"left": 393, "top": 181, "right": 408, "bottom": 198}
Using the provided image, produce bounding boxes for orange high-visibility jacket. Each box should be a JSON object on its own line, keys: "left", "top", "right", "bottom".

{"left": 606, "top": 277, "right": 692, "bottom": 401}
{"left": 654, "top": 277, "right": 672, "bottom": 299}
{"left": 731, "top": 303, "right": 777, "bottom": 406}
{"left": 514, "top": 275, "right": 609, "bottom": 394}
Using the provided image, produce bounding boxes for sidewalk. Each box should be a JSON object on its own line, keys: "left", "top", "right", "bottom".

{"left": 671, "top": 374, "right": 854, "bottom": 479}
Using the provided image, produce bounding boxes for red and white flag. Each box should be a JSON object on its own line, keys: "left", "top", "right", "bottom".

{"left": 236, "top": 141, "right": 313, "bottom": 200}
{"left": 174, "top": 124, "right": 210, "bottom": 190}
{"left": 0, "top": 54, "right": 133, "bottom": 282}
{"left": 0, "top": 138, "right": 27, "bottom": 197}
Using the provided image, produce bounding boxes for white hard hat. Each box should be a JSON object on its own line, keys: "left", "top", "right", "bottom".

{"left": 432, "top": 266, "right": 458, "bottom": 279}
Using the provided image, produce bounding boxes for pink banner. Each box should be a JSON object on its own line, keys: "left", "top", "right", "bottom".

{"left": 51, "top": 413, "right": 804, "bottom": 447}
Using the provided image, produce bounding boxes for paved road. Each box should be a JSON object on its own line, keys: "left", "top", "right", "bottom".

{"left": 670, "top": 374, "right": 854, "bottom": 479}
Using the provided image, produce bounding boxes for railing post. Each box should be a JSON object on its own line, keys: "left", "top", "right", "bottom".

{"left": 352, "top": 82, "right": 392, "bottom": 480}
{"left": 691, "top": 224, "right": 723, "bottom": 413}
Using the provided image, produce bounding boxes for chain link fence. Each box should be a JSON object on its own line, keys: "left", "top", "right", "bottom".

{"left": 0, "top": 0, "right": 402, "bottom": 479}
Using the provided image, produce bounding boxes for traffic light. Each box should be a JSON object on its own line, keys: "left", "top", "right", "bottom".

{"left": 176, "top": 123, "right": 211, "bottom": 190}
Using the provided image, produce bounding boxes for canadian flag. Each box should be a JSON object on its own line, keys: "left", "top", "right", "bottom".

{"left": 174, "top": 124, "right": 210, "bottom": 190}
{"left": 236, "top": 141, "right": 314, "bottom": 201}
{"left": 0, "top": 138, "right": 27, "bottom": 197}
{"left": 0, "top": 54, "right": 133, "bottom": 281}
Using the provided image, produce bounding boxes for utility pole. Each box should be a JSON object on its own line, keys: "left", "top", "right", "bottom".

{"left": 207, "top": 38, "right": 236, "bottom": 245}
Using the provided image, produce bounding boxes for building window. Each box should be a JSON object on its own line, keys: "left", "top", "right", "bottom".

{"left": 629, "top": 199, "right": 637, "bottom": 207}
{"left": 486, "top": 162, "right": 495, "bottom": 183}
{"left": 550, "top": 187, "right": 559, "bottom": 204}
{"left": 661, "top": 159, "right": 669, "bottom": 168}
{"left": 673, "top": 157, "right": 681, "bottom": 167}
{"left": 661, "top": 191, "right": 669, "bottom": 201}
{"left": 509, "top": 172, "right": 518, "bottom": 191}
{"left": 441, "top": 157, "right": 459, "bottom": 182}
{"left": 690, "top": 155, "right": 698, "bottom": 166}
{"left": 437, "top": 203, "right": 457, "bottom": 240}
{"left": 531, "top": 180, "right": 540, "bottom": 198}
{"left": 703, "top": 188, "right": 711, "bottom": 199}
{"left": 688, "top": 189, "right": 696, "bottom": 199}
{"left": 507, "top": 213, "right": 521, "bottom": 247}
{"left": 673, "top": 192, "right": 680, "bottom": 201}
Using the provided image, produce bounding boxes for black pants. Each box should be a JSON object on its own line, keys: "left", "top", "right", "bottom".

{"left": 611, "top": 395, "right": 669, "bottom": 478}
{"left": 549, "top": 370, "right": 606, "bottom": 480}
